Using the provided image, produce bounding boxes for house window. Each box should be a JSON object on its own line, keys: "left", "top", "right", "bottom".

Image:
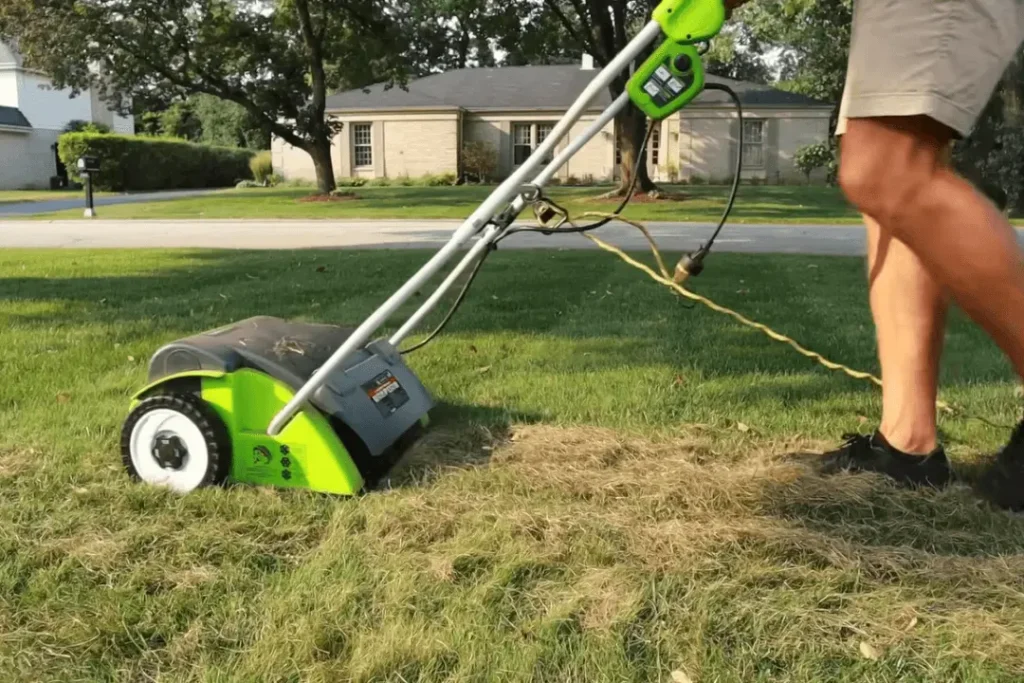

{"left": 742, "top": 120, "right": 765, "bottom": 168}
{"left": 353, "top": 123, "right": 373, "bottom": 167}
{"left": 537, "top": 123, "right": 554, "bottom": 163}
{"left": 513, "top": 122, "right": 555, "bottom": 166}
{"left": 513, "top": 124, "right": 533, "bottom": 165}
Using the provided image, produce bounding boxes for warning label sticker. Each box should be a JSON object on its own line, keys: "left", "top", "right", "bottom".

{"left": 363, "top": 370, "right": 410, "bottom": 417}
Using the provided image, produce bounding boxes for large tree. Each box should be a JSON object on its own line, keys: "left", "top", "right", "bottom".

{"left": 533, "top": 0, "right": 662, "bottom": 195}
{"left": 0, "top": 0, "right": 407, "bottom": 193}
{"left": 403, "top": 0, "right": 504, "bottom": 74}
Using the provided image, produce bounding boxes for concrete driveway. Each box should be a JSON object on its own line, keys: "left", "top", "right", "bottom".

{"left": 0, "top": 189, "right": 223, "bottom": 217}
{"left": 0, "top": 218, "right": 874, "bottom": 255}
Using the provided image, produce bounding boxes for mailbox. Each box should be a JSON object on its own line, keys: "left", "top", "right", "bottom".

{"left": 77, "top": 156, "right": 100, "bottom": 173}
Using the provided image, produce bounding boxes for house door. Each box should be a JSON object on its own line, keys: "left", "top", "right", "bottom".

{"left": 51, "top": 142, "right": 68, "bottom": 187}
{"left": 613, "top": 122, "right": 661, "bottom": 182}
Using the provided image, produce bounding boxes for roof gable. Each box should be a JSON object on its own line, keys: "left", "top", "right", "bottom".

{"left": 0, "top": 105, "right": 31, "bottom": 128}
{"left": 326, "top": 65, "right": 832, "bottom": 113}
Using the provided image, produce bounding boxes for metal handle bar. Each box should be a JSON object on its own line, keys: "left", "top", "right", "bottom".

{"left": 266, "top": 21, "right": 663, "bottom": 436}
{"left": 387, "top": 91, "right": 632, "bottom": 347}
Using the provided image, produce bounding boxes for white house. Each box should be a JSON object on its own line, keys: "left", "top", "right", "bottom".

{"left": 0, "top": 40, "right": 135, "bottom": 190}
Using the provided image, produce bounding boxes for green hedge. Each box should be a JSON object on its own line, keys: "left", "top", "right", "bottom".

{"left": 57, "top": 133, "right": 255, "bottom": 192}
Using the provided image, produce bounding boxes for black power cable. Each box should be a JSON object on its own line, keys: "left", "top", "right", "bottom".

{"left": 673, "top": 81, "right": 743, "bottom": 278}
{"left": 399, "top": 81, "right": 745, "bottom": 355}
{"left": 398, "top": 243, "right": 493, "bottom": 356}
{"left": 399, "top": 121, "right": 657, "bottom": 355}
{"left": 498, "top": 119, "right": 658, "bottom": 242}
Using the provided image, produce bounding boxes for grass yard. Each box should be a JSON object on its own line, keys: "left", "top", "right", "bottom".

{"left": 17, "top": 184, "right": 868, "bottom": 224}
{"left": 2, "top": 247, "right": 1024, "bottom": 681}
{"left": 0, "top": 189, "right": 113, "bottom": 205}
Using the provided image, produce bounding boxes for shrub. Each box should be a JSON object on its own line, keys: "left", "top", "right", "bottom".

{"left": 396, "top": 174, "right": 414, "bottom": 187}
{"left": 64, "top": 120, "right": 112, "bottom": 135}
{"left": 794, "top": 142, "right": 837, "bottom": 184}
{"left": 462, "top": 141, "right": 498, "bottom": 183}
{"left": 367, "top": 177, "right": 391, "bottom": 187}
{"left": 433, "top": 172, "right": 458, "bottom": 186}
{"left": 267, "top": 173, "right": 284, "bottom": 187}
{"left": 249, "top": 150, "right": 273, "bottom": 185}
{"left": 336, "top": 177, "right": 368, "bottom": 187}
{"left": 58, "top": 133, "right": 254, "bottom": 191}
{"left": 564, "top": 175, "right": 580, "bottom": 186}
{"left": 236, "top": 180, "right": 261, "bottom": 189}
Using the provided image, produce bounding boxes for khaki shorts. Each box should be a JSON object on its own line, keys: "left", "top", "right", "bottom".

{"left": 836, "top": 0, "right": 1024, "bottom": 138}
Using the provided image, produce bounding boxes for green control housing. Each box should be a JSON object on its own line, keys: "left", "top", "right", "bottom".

{"left": 653, "top": 0, "right": 726, "bottom": 44}
{"left": 627, "top": 42, "right": 705, "bottom": 120}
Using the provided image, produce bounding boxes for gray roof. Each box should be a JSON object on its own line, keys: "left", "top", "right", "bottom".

{"left": 0, "top": 106, "right": 31, "bottom": 128}
{"left": 326, "top": 64, "right": 831, "bottom": 112}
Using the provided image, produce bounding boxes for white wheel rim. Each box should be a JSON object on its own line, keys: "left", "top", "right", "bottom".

{"left": 129, "top": 408, "right": 211, "bottom": 493}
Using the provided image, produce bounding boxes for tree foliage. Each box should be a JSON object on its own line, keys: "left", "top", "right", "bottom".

{"left": 954, "top": 48, "right": 1024, "bottom": 212}
{"left": 703, "top": 22, "right": 771, "bottom": 84}
{"left": 0, "top": 0, "right": 407, "bottom": 193}
{"left": 739, "top": 0, "right": 852, "bottom": 126}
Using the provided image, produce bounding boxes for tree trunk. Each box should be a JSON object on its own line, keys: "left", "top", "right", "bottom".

{"left": 613, "top": 103, "right": 658, "bottom": 195}
{"left": 306, "top": 137, "right": 336, "bottom": 194}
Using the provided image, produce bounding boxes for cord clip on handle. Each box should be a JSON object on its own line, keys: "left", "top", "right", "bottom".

{"left": 533, "top": 199, "right": 569, "bottom": 232}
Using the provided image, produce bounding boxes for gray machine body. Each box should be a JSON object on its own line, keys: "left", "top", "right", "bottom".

{"left": 146, "top": 316, "right": 434, "bottom": 457}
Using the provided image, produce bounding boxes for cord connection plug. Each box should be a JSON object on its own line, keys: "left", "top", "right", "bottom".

{"left": 673, "top": 249, "right": 707, "bottom": 284}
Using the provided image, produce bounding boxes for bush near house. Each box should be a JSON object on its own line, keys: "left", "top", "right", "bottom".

{"left": 461, "top": 140, "right": 498, "bottom": 183}
{"left": 794, "top": 142, "right": 838, "bottom": 185}
{"left": 57, "top": 133, "right": 255, "bottom": 192}
{"left": 333, "top": 173, "right": 459, "bottom": 188}
{"left": 248, "top": 150, "right": 274, "bottom": 185}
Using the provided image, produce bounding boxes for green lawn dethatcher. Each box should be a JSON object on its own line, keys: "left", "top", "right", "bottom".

{"left": 1, "top": 248, "right": 1023, "bottom": 681}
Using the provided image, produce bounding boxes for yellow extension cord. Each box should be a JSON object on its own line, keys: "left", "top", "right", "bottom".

{"left": 561, "top": 210, "right": 988, "bottom": 422}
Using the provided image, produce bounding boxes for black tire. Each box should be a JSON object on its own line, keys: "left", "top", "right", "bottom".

{"left": 120, "top": 392, "right": 233, "bottom": 490}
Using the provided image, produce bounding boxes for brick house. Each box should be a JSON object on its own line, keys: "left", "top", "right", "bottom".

{"left": 272, "top": 57, "right": 834, "bottom": 186}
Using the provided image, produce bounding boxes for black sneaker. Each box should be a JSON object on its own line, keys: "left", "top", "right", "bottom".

{"left": 815, "top": 431, "right": 953, "bottom": 489}
{"left": 975, "top": 420, "right": 1024, "bottom": 511}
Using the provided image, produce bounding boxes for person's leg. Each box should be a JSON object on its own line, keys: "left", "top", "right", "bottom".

{"left": 816, "top": 202, "right": 953, "bottom": 488}
{"left": 809, "top": 0, "right": 1024, "bottom": 499}
{"left": 839, "top": 116, "right": 1024, "bottom": 381}
{"left": 865, "top": 214, "right": 949, "bottom": 455}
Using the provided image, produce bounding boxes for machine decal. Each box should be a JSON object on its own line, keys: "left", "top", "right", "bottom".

{"left": 363, "top": 370, "right": 410, "bottom": 417}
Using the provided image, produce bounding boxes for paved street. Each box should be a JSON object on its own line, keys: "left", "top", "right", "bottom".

{"left": 0, "top": 189, "right": 222, "bottom": 216}
{"left": 5, "top": 218, "right": 1024, "bottom": 255}
{"left": 0, "top": 218, "right": 875, "bottom": 255}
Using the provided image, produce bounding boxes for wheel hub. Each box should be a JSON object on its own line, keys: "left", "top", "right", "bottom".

{"left": 152, "top": 433, "right": 188, "bottom": 470}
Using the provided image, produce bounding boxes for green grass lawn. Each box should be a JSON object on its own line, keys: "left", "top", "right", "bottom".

{"left": 0, "top": 189, "right": 114, "bottom": 205}
{"left": 2, "top": 248, "right": 1024, "bottom": 681}
{"left": 19, "top": 184, "right": 869, "bottom": 223}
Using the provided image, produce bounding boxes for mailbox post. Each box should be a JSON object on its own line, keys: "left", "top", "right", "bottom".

{"left": 76, "top": 156, "right": 100, "bottom": 218}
